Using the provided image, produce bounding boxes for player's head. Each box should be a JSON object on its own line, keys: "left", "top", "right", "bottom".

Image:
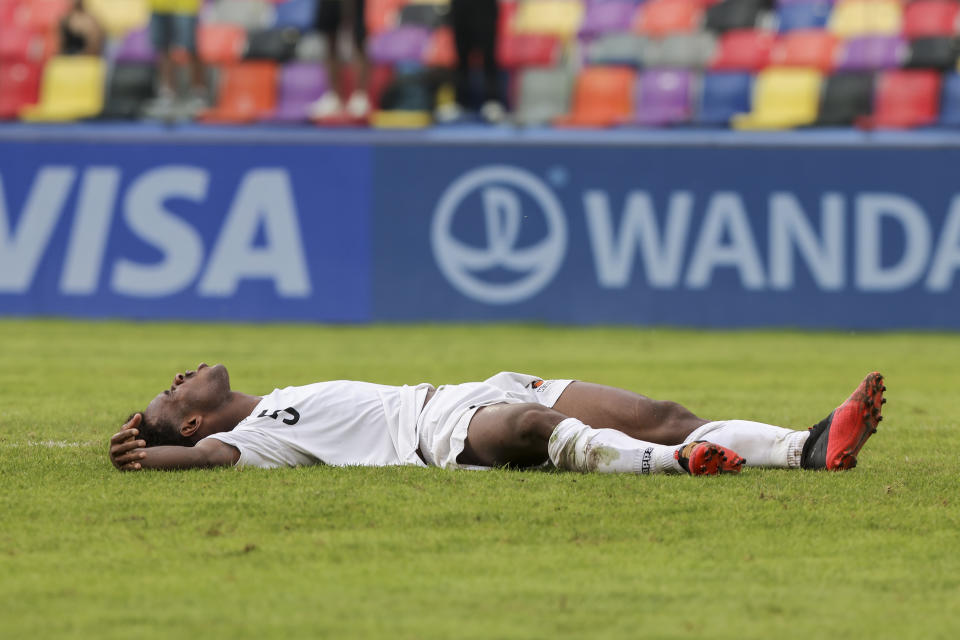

{"left": 136, "top": 363, "right": 233, "bottom": 446}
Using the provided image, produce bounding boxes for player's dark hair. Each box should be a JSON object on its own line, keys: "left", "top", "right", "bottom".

{"left": 126, "top": 412, "right": 190, "bottom": 448}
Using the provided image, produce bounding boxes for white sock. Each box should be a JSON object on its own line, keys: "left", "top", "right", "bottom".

{"left": 548, "top": 418, "right": 683, "bottom": 474}
{"left": 683, "top": 420, "right": 809, "bottom": 468}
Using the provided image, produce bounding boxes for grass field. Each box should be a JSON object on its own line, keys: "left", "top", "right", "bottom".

{"left": 1, "top": 319, "right": 958, "bottom": 639}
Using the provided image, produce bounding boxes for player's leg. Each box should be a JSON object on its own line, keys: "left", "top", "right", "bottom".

{"left": 457, "top": 402, "right": 744, "bottom": 475}
{"left": 551, "top": 381, "right": 708, "bottom": 445}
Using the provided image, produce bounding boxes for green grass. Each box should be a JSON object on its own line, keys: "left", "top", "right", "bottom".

{"left": 1, "top": 319, "right": 958, "bottom": 639}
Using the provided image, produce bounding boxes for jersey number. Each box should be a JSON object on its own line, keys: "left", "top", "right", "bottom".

{"left": 257, "top": 407, "right": 300, "bottom": 425}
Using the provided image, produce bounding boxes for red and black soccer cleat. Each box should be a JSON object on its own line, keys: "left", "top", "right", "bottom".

{"left": 801, "top": 372, "right": 886, "bottom": 471}
{"left": 675, "top": 441, "right": 746, "bottom": 476}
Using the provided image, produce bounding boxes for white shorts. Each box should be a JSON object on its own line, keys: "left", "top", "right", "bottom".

{"left": 416, "top": 372, "right": 574, "bottom": 470}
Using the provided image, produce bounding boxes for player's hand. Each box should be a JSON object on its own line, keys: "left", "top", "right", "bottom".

{"left": 109, "top": 413, "right": 147, "bottom": 472}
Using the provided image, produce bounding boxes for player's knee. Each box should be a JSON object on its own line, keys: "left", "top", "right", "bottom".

{"left": 512, "top": 404, "right": 565, "bottom": 445}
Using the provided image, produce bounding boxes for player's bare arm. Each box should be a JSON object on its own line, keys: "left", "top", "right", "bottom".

{"left": 109, "top": 413, "right": 239, "bottom": 471}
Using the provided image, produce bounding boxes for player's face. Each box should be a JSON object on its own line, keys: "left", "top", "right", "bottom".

{"left": 144, "top": 363, "right": 232, "bottom": 425}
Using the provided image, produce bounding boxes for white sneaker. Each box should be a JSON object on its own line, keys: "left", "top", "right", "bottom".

{"left": 345, "top": 90, "right": 370, "bottom": 119}
{"left": 309, "top": 92, "right": 344, "bottom": 119}
{"left": 434, "top": 102, "right": 463, "bottom": 123}
{"left": 181, "top": 88, "right": 209, "bottom": 118}
{"left": 481, "top": 100, "right": 506, "bottom": 124}
{"left": 143, "top": 90, "right": 177, "bottom": 120}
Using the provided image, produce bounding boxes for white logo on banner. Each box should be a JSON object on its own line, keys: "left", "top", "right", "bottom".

{"left": 431, "top": 165, "right": 567, "bottom": 304}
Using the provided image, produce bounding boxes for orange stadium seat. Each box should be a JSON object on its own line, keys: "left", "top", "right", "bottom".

{"left": 903, "top": 1, "right": 960, "bottom": 39}
{"left": 710, "top": 29, "right": 774, "bottom": 71}
{"left": 554, "top": 67, "right": 636, "bottom": 128}
{"left": 769, "top": 30, "right": 838, "bottom": 71}
{"left": 198, "top": 62, "right": 278, "bottom": 123}
{"left": 198, "top": 23, "right": 247, "bottom": 65}
{"left": 634, "top": 0, "right": 703, "bottom": 37}
{"left": 366, "top": 0, "right": 407, "bottom": 35}
{"left": 422, "top": 26, "right": 456, "bottom": 68}
{"left": 0, "top": 62, "right": 41, "bottom": 119}
{"left": 862, "top": 69, "right": 942, "bottom": 129}
{"left": 498, "top": 33, "right": 562, "bottom": 69}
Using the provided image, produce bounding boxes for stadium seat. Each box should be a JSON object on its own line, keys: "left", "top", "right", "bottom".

{"left": 906, "top": 37, "right": 960, "bottom": 70}
{"left": 20, "top": 55, "right": 105, "bottom": 121}
{"left": 554, "top": 66, "right": 636, "bottom": 128}
{"left": 100, "top": 63, "right": 155, "bottom": 120}
{"left": 815, "top": 72, "right": 874, "bottom": 126}
{"left": 710, "top": 29, "right": 774, "bottom": 71}
{"left": 695, "top": 71, "right": 753, "bottom": 125}
{"left": 769, "top": 29, "right": 839, "bottom": 71}
{"left": 85, "top": 0, "right": 149, "bottom": 38}
{"left": 0, "top": 27, "right": 49, "bottom": 63}
{"left": 775, "top": 1, "right": 832, "bottom": 33}
{"left": 498, "top": 33, "right": 562, "bottom": 69}
{"left": 245, "top": 28, "right": 300, "bottom": 62}
{"left": 579, "top": 1, "right": 637, "bottom": 38}
{"left": 587, "top": 33, "right": 647, "bottom": 67}
{"left": 0, "top": 62, "right": 41, "bottom": 120}
{"left": 629, "top": 68, "right": 693, "bottom": 126}
{"left": 115, "top": 28, "right": 155, "bottom": 63}
{"left": 635, "top": 0, "right": 704, "bottom": 37}
{"left": 514, "top": 67, "right": 573, "bottom": 126}
{"left": 198, "top": 62, "right": 278, "bottom": 123}
{"left": 372, "top": 71, "right": 433, "bottom": 128}
{"left": 399, "top": 2, "right": 450, "bottom": 29}
{"left": 732, "top": 67, "right": 823, "bottom": 129}
{"left": 366, "top": 0, "right": 407, "bottom": 36}
{"left": 198, "top": 24, "right": 247, "bottom": 65}
{"left": 644, "top": 33, "right": 716, "bottom": 68}
{"left": 860, "top": 69, "right": 941, "bottom": 129}
{"left": 938, "top": 72, "right": 960, "bottom": 126}
{"left": 273, "top": 0, "right": 317, "bottom": 30}
{"left": 369, "top": 26, "right": 431, "bottom": 64}
{"left": 422, "top": 26, "right": 456, "bottom": 68}
{"left": 205, "top": 0, "right": 275, "bottom": 30}
{"left": 12, "top": 0, "right": 69, "bottom": 34}
{"left": 513, "top": 0, "right": 585, "bottom": 38}
{"left": 903, "top": 1, "right": 960, "bottom": 39}
{"left": 829, "top": 0, "right": 902, "bottom": 38}
{"left": 260, "top": 62, "right": 327, "bottom": 123}
{"left": 295, "top": 32, "right": 328, "bottom": 61}
{"left": 704, "top": 0, "right": 764, "bottom": 33}
{"left": 836, "top": 36, "right": 906, "bottom": 71}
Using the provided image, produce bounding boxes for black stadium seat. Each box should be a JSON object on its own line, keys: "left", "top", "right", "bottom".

{"left": 245, "top": 28, "right": 300, "bottom": 62}
{"left": 815, "top": 73, "right": 874, "bottom": 126}
{"left": 705, "top": 0, "right": 766, "bottom": 33}
{"left": 905, "top": 37, "right": 960, "bottom": 71}
{"left": 398, "top": 3, "right": 450, "bottom": 29}
{"left": 99, "top": 63, "right": 155, "bottom": 120}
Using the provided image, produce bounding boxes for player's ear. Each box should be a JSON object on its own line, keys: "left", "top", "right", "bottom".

{"left": 180, "top": 415, "right": 202, "bottom": 438}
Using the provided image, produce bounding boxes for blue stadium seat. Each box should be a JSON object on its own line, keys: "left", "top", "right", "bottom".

{"left": 273, "top": 0, "right": 317, "bottom": 31}
{"left": 939, "top": 73, "right": 960, "bottom": 126}
{"left": 695, "top": 72, "right": 753, "bottom": 126}
{"left": 776, "top": 2, "right": 832, "bottom": 33}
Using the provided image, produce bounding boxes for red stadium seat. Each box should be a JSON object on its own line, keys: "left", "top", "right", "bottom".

{"left": 498, "top": 33, "right": 562, "bottom": 69}
{"left": 198, "top": 62, "right": 278, "bottom": 123}
{"left": 710, "top": 29, "right": 775, "bottom": 71}
{"left": 903, "top": 1, "right": 960, "bottom": 38}
{"left": 860, "top": 70, "right": 942, "bottom": 129}
{"left": 198, "top": 24, "right": 247, "bottom": 65}
{"left": 0, "top": 27, "right": 51, "bottom": 63}
{"left": 634, "top": 0, "right": 704, "bottom": 37}
{"left": 554, "top": 67, "right": 636, "bottom": 128}
{"left": 0, "top": 62, "right": 41, "bottom": 119}
{"left": 366, "top": 0, "right": 406, "bottom": 36}
{"left": 422, "top": 26, "right": 455, "bottom": 68}
{"left": 13, "top": 0, "right": 70, "bottom": 33}
{"left": 769, "top": 29, "right": 838, "bottom": 71}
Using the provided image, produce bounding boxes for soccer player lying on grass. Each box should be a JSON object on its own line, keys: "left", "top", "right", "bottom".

{"left": 109, "top": 365, "right": 886, "bottom": 476}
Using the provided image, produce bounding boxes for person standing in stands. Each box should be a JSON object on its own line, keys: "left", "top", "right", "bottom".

{"left": 436, "top": 0, "right": 504, "bottom": 124}
{"left": 145, "top": 0, "right": 209, "bottom": 119}
{"left": 309, "top": 0, "right": 371, "bottom": 120}
{"left": 56, "top": 0, "right": 105, "bottom": 56}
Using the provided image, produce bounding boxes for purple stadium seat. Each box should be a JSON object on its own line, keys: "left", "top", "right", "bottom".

{"left": 260, "top": 62, "right": 327, "bottom": 123}
{"left": 836, "top": 36, "right": 907, "bottom": 71}
{"left": 629, "top": 69, "right": 693, "bottom": 126}
{"left": 368, "top": 26, "right": 431, "bottom": 65}
{"left": 579, "top": 1, "right": 637, "bottom": 38}
{"left": 115, "top": 28, "right": 155, "bottom": 63}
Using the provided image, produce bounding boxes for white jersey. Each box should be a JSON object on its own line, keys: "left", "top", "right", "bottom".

{"left": 205, "top": 381, "right": 433, "bottom": 469}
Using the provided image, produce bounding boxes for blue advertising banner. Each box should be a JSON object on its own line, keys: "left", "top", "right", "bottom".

{"left": 372, "top": 145, "right": 960, "bottom": 328}
{"left": 0, "top": 141, "right": 372, "bottom": 321}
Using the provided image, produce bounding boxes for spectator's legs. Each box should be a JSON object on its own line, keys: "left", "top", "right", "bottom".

{"left": 311, "top": 0, "right": 346, "bottom": 118}
{"left": 450, "top": 0, "right": 473, "bottom": 110}
{"left": 345, "top": 0, "right": 370, "bottom": 118}
{"left": 478, "top": 0, "right": 502, "bottom": 109}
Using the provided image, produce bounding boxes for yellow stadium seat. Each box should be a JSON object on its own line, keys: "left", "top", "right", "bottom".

{"left": 86, "top": 0, "right": 150, "bottom": 38}
{"left": 829, "top": 0, "right": 902, "bottom": 38}
{"left": 513, "top": 0, "right": 585, "bottom": 39}
{"left": 20, "top": 56, "right": 106, "bottom": 122}
{"left": 732, "top": 67, "right": 823, "bottom": 130}
{"left": 370, "top": 110, "right": 433, "bottom": 128}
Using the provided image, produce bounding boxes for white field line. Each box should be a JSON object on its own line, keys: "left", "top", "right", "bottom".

{"left": 0, "top": 440, "right": 98, "bottom": 449}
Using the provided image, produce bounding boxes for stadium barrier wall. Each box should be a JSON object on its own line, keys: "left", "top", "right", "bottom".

{"left": 3, "top": 131, "right": 960, "bottom": 329}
